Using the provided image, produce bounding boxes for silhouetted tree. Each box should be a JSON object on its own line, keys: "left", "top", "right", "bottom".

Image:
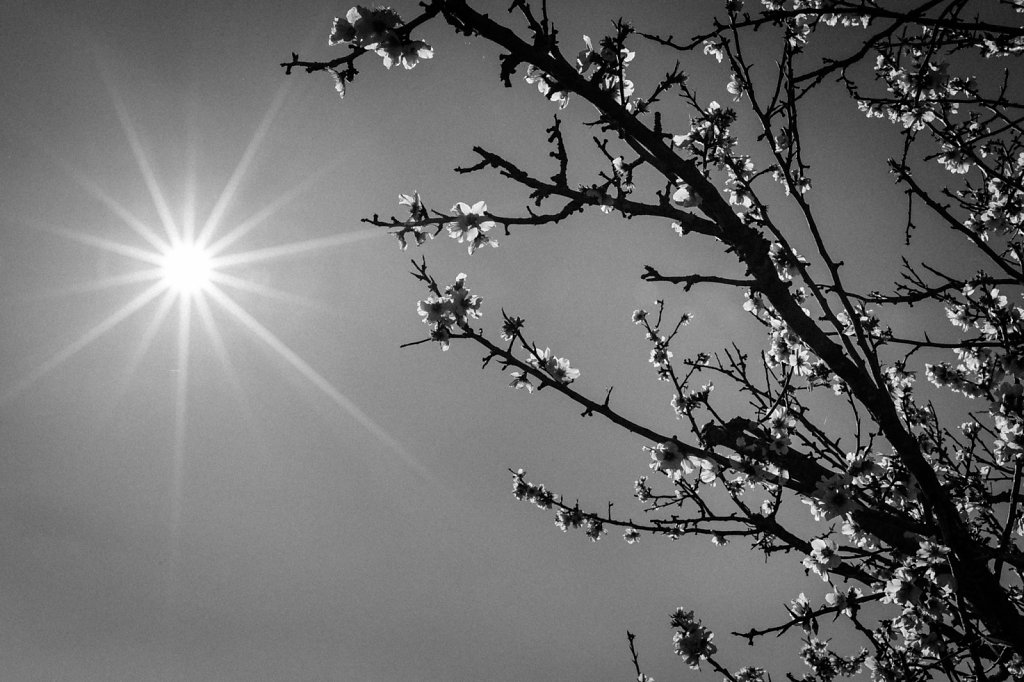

{"left": 286, "top": 2, "right": 1024, "bottom": 679}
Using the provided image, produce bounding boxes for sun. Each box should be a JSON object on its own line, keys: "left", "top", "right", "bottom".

{"left": 160, "top": 243, "right": 213, "bottom": 294}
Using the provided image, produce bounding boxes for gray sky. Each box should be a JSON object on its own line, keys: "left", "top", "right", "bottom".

{"left": 0, "top": 2, "right": 931, "bottom": 680}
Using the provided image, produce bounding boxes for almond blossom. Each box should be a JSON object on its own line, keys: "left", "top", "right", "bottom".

{"left": 447, "top": 201, "right": 498, "bottom": 254}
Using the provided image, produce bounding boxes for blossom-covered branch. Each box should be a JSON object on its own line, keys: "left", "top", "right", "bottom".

{"left": 289, "top": 1, "right": 1024, "bottom": 678}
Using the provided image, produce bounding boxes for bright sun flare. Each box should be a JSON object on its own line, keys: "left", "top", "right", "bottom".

{"left": 0, "top": 78, "right": 447, "bottom": 605}
{"left": 161, "top": 244, "right": 213, "bottom": 294}
{"left": 4, "top": 78, "right": 433, "bottom": 493}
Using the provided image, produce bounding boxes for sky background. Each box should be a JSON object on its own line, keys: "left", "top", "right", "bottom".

{"left": 0, "top": 2, "right": 961, "bottom": 680}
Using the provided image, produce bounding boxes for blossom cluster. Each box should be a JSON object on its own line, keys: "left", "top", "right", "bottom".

{"left": 524, "top": 66, "right": 570, "bottom": 109}
{"left": 525, "top": 347, "right": 581, "bottom": 386}
{"left": 669, "top": 608, "right": 717, "bottom": 669}
{"left": 804, "top": 474, "right": 857, "bottom": 521}
{"left": 632, "top": 306, "right": 711, "bottom": 422}
{"left": 836, "top": 305, "right": 888, "bottom": 341}
{"left": 960, "top": 152, "right": 1024, "bottom": 238}
{"left": 733, "top": 667, "right": 767, "bottom": 682}
{"left": 512, "top": 470, "right": 606, "bottom": 541}
{"left": 510, "top": 468, "right": 554, "bottom": 508}
{"left": 391, "top": 196, "right": 500, "bottom": 255}
{"left": 447, "top": 201, "right": 498, "bottom": 254}
{"left": 670, "top": 182, "right": 699, "bottom": 210}
{"left": 392, "top": 192, "right": 430, "bottom": 250}
{"left": 767, "top": 242, "right": 807, "bottom": 282}
{"left": 874, "top": 543, "right": 959, "bottom": 658}
{"left": 645, "top": 440, "right": 715, "bottom": 483}
{"left": 766, "top": 316, "right": 816, "bottom": 376}
{"left": 926, "top": 284, "right": 1024, "bottom": 463}
{"left": 724, "top": 154, "right": 756, "bottom": 207}
{"left": 799, "top": 639, "right": 868, "bottom": 682}
{"left": 648, "top": 336, "right": 673, "bottom": 382}
{"left": 825, "top": 586, "right": 863, "bottom": 618}
{"left": 672, "top": 101, "right": 739, "bottom": 172}
{"left": 756, "top": 0, "right": 871, "bottom": 51}
{"left": 802, "top": 537, "right": 841, "bottom": 580}
{"left": 670, "top": 381, "right": 713, "bottom": 419}
{"left": 864, "top": 52, "right": 971, "bottom": 130}
{"left": 329, "top": 6, "right": 433, "bottom": 71}
{"left": 416, "top": 273, "right": 481, "bottom": 350}
{"left": 575, "top": 34, "right": 636, "bottom": 105}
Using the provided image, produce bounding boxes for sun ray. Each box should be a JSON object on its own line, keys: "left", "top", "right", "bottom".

{"left": 195, "top": 81, "right": 292, "bottom": 248}
{"left": 168, "top": 291, "right": 192, "bottom": 603}
{"left": 193, "top": 291, "right": 249, "bottom": 405}
{"left": 205, "top": 157, "right": 347, "bottom": 258}
{"left": 102, "top": 69, "right": 180, "bottom": 247}
{"left": 211, "top": 227, "right": 384, "bottom": 269}
{"left": 174, "top": 294, "right": 192, "bottom": 450}
{"left": 1, "top": 280, "right": 167, "bottom": 403}
{"left": 58, "top": 161, "right": 170, "bottom": 253}
{"left": 36, "top": 222, "right": 165, "bottom": 266}
{"left": 192, "top": 292, "right": 274, "bottom": 467}
{"left": 183, "top": 107, "right": 199, "bottom": 246}
{"left": 2, "top": 269, "right": 162, "bottom": 305}
{"left": 209, "top": 271, "right": 346, "bottom": 317}
{"left": 205, "top": 285, "right": 437, "bottom": 483}
{"left": 109, "top": 288, "right": 178, "bottom": 408}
